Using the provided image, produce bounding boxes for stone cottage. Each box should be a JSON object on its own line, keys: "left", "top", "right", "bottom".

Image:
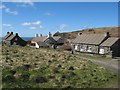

{"left": 3, "top": 32, "right": 27, "bottom": 46}
{"left": 72, "top": 32, "right": 110, "bottom": 54}
{"left": 99, "top": 37, "right": 120, "bottom": 57}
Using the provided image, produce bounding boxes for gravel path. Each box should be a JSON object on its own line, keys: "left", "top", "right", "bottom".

{"left": 64, "top": 51, "right": 119, "bottom": 74}
{"left": 79, "top": 56, "right": 119, "bottom": 74}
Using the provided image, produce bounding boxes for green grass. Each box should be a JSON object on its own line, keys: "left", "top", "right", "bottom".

{"left": 2, "top": 45, "right": 119, "bottom": 88}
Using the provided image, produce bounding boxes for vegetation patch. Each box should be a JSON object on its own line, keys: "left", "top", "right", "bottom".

{"left": 2, "top": 45, "right": 119, "bottom": 88}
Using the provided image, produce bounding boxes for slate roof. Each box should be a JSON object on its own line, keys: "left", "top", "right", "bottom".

{"left": 73, "top": 34, "right": 107, "bottom": 45}
{"left": 100, "top": 37, "right": 119, "bottom": 47}
{"left": 6, "top": 34, "right": 16, "bottom": 41}
{"left": 4, "top": 33, "right": 12, "bottom": 40}
{"left": 32, "top": 36, "right": 48, "bottom": 42}
{"left": 37, "top": 41, "right": 49, "bottom": 47}
{"left": 53, "top": 36, "right": 61, "bottom": 41}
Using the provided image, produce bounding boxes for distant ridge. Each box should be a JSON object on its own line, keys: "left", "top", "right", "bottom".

{"left": 53, "top": 27, "right": 120, "bottom": 39}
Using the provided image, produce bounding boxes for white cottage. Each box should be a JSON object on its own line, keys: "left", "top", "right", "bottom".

{"left": 31, "top": 32, "right": 56, "bottom": 48}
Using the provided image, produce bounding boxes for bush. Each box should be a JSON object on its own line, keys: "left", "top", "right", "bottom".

{"left": 9, "top": 70, "right": 16, "bottom": 75}
{"left": 15, "top": 72, "right": 30, "bottom": 82}
{"left": 3, "top": 74, "right": 15, "bottom": 82}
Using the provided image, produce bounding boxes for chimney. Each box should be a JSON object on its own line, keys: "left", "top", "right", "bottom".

{"left": 16, "top": 33, "right": 18, "bottom": 36}
{"left": 40, "top": 34, "right": 42, "bottom": 37}
{"left": 78, "top": 32, "right": 82, "bottom": 36}
{"left": 48, "top": 32, "right": 52, "bottom": 37}
{"left": 104, "top": 32, "right": 110, "bottom": 37}
{"left": 11, "top": 32, "right": 13, "bottom": 34}
{"left": 35, "top": 34, "right": 39, "bottom": 37}
{"left": 7, "top": 32, "right": 10, "bottom": 34}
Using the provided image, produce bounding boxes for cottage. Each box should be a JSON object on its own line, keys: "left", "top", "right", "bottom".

{"left": 3, "top": 32, "right": 27, "bottom": 46}
{"left": 72, "top": 32, "right": 109, "bottom": 54}
{"left": 31, "top": 32, "right": 56, "bottom": 48}
{"left": 99, "top": 37, "right": 120, "bottom": 57}
{"left": 3, "top": 32, "right": 13, "bottom": 40}
{"left": 53, "top": 36, "right": 64, "bottom": 45}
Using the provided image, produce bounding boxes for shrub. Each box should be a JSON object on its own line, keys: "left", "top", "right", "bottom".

{"left": 3, "top": 74, "right": 15, "bottom": 82}
{"left": 15, "top": 72, "right": 30, "bottom": 82}
{"left": 9, "top": 70, "right": 16, "bottom": 75}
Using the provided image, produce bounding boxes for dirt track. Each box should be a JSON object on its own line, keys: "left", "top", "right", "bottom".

{"left": 79, "top": 56, "right": 120, "bottom": 75}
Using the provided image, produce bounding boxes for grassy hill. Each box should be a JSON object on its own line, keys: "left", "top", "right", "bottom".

{"left": 54, "top": 27, "right": 119, "bottom": 39}
{"left": 2, "top": 45, "right": 118, "bottom": 88}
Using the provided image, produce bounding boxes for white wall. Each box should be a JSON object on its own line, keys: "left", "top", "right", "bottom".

{"left": 35, "top": 42, "right": 39, "bottom": 48}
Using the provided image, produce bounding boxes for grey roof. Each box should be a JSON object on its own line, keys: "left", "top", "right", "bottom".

{"left": 73, "top": 34, "right": 107, "bottom": 45}
{"left": 100, "top": 37, "right": 119, "bottom": 46}
{"left": 4, "top": 33, "right": 12, "bottom": 40}
{"left": 37, "top": 41, "right": 49, "bottom": 47}
{"left": 32, "top": 36, "right": 48, "bottom": 42}
{"left": 53, "top": 36, "right": 61, "bottom": 41}
{"left": 6, "top": 34, "right": 16, "bottom": 41}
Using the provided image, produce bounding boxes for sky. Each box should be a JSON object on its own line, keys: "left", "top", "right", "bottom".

{"left": 1, "top": 2, "right": 118, "bottom": 37}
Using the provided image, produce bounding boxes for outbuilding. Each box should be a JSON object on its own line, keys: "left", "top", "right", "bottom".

{"left": 99, "top": 37, "right": 120, "bottom": 57}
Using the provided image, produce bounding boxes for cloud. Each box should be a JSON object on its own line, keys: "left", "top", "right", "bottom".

{"left": 3, "top": 24, "right": 13, "bottom": 28}
{"left": 5, "top": 8, "right": 18, "bottom": 15}
{"left": 16, "top": 0, "right": 34, "bottom": 7}
{"left": 21, "top": 22, "right": 31, "bottom": 26}
{"left": 22, "top": 21, "right": 42, "bottom": 26}
{"left": 29, "top": 25, "right": 43, "bottom": 30}
{"left": 17, "top": 2, "right": 34, "bottom": 7}
{"left": 58, "top": 24, "right": 68, "bottom": 30}
{"left": 32, "top": 21, "right": 42, "bottom": 25}
{"left": 1, "top": 4, "right": 18, "bottom": 15}
{"left": 44, "top": 12, "right": 52, "bottom": 16}
{"left": 22, "top": 21, "right": 43, "bottom": 30}
{"left": 0, "top": 4, "right": 6, "bottom": 9}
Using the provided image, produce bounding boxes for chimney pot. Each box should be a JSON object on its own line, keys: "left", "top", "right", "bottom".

{"left": 16, "top": 33, "right": 18, "bottom": 36}
{"left": 40, "top": 34, "right": 42, "bottom": 37}
{"left": 11, "top": 32, "right": 13, "bottom": 34}
{"left": 7, "top": 32, "right": 10, "bottom": 34}
{"left": 78, "top": 32, "right": 82, "bottom": 36}
{"left": 35, "top": 34, "right": 39, "bottom": 37}
{"left": 105, "top": 32, "right": 110, "bottom": 37}
{"left": 48, "top": 32, "right": 52, "bottom": 37}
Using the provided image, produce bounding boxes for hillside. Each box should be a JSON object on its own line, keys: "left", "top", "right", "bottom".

{"left": 53, "top": 27, "right": 119, "bottom": 39}
{"left": 2, "top": 45, "right": 118, "bottom": 88}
